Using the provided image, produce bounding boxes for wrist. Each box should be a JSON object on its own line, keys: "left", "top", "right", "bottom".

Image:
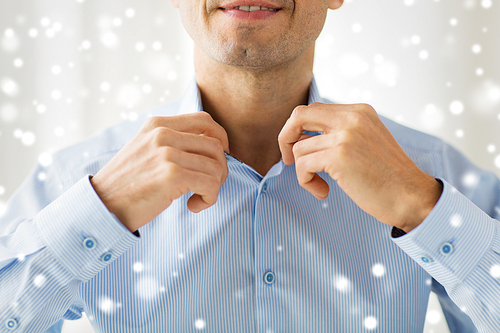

{"left": 399, "top": 176, "right": 443, "bottom": 233}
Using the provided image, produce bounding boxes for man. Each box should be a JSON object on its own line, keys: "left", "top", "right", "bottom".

{"left": 1, "top": 0, "right": 499, "bottom": 332}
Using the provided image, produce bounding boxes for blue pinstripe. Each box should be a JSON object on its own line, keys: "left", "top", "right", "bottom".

{"left": 1, "top": 78, "right": 499, "bottom": 332}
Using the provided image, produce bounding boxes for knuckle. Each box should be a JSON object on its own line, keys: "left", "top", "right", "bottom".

{"left": 338, "top": 129, "right": 352, "bottom": 142}
{"left": 350, "top": 110, "right": 368, "bottom": 127}
{"left": 151, "top": 127, "right": 170, "bottom": 146}
{"left": 291, "top": 105, "right": 308, "bottom": 118}
{"left": 211, "top": 137, "right": 224, "bottom": 151}
{"left": 205, "top": 195, "right": 218, "bottom": 207}
{"left": 295, "top": 155, "right": 307, "bottom": 171}
{"left": 164, "top": 162, "right": 183, "bottom": 181}
{"left": 206, "top": 176, "right": 221, "bottom": 195}
{"left": 160, "top": 146, "right": 176, "bottom": 161}
{"left": 335, "top": 142, "right": 350, "bottom": 159}
{"left": 143, "top": 116, "right": 162, "bottom": 130}
{"left": 214, "top": 161, "right": 225, "bottom": 178}
{"left": 197, "top": 111, "right": 213, "bottom": 121}
{"left": 358, "top": 103, "right": 377, "bottom": 117}
{"left": 292, "top": 140, "right": 303, "bottom": 156}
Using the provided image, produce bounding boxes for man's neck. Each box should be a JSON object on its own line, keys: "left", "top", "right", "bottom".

{"left": 194, "top": 45, "right": 314, "bottom": 177}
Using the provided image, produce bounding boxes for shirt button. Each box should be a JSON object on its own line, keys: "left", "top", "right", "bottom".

{"left": 83, "top": 237, "right": 97, "bottom": 250}
{"left": 261, "top": 182, "right": 268, "bottom": 193}
{"left": 101, "top": 252, "right": 113, "bottom": 262}
{"left": 263, "top": 271, "right": 275, "bottom": 285}
{"left": 5, "top": 318, "right": 18, "bottom": 330}
{"left": 421, "top": 255, "right": 433, "bottom": 264}
{"left": 440, "top": 242, "right": 454, "bottom": 256}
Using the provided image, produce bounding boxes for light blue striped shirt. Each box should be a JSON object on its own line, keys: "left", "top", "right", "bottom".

{"left": 1, "top": 78, "right": 500, "bottom": 333}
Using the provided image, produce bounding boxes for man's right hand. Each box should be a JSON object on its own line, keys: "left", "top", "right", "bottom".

{"left": 90, "top": 112, "right": 230, "bottom": 233}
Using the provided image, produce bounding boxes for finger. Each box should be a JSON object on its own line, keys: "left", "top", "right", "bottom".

{"left": 155, "top": 128, "right": 228, "bottom": 179}
{"left": 188, "top": 194, "right": 216, "bottom": 213}
{"left": 279, "top": 104, "right": 368, "bottom": 164}
{"left": 144, "top": 112, "right": 230, "bottom": 153}
{"left": 173, "top": 168, "right": 221, "bottom": 213}
{"left": 292, "top": 132, "right": 337, "bottom": 159}
{"left": 295, "top": 152, "right": 331, "bottom": 200}
{"left": 279, "top": 105, "right": 335, "bottom": 165}
{"left": 161, "top": 147, "right": 228, "bottom": 185}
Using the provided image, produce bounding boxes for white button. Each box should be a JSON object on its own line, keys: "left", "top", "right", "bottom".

{"left": 101, "top": 252, "right": 113, "bottom": 262}
{"left": 83, "top": 237, "right": 97, "bottom": 250}
{"left": 440, "top": 242, "right": 454, "bottom": 256}
{"left": 263, "top": 271, "right": 275, "bottom": 285}
{"left": 5, "top": 318, "right": 18, "bottom": 330}
{"left": 261, "top": 182, "right": 268, "bottom": 193}
{"left": 421, "top": 255, "right": 433, "bottom": 263}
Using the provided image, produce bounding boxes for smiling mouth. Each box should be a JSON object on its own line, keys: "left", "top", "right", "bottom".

{"left": 220, "top": 6, "right": 281, "bottom": 12}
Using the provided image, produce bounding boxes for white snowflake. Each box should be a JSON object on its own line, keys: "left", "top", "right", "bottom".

{"left": 490, "top": 265, "right": 500, "bottom": 278}
{"left": 51, "top": 90, "right": 62, "bottom": 100}
{"left": 133, "top": 262, "right": 144, "bottom": 272}
{"left": 351, "top": 23, "right": 362, "bottom": 33}
{"left": 125, "top": 8, "right": 136, "bottom": 18}
{"left": 21, "top": 132, "right": 35, "bottom": 146}
{"left": 136, "top": 276, "right": 160, "bottom": 300}
{"left": 28, "top": 28, "right": 38, "bottom": 38}
{"left": 1, "top": 77, "right": 19, "bottom": 96}
{"left": 364, "top": 316, "right": 377, "bottom": 330}
{"left": 449, "top": 100, "right": 464, "bottom": 115}
{"left": 472, "top": 44, "right": 482, "bottom": 54}
{"left": 51, "top": 65, "right": 61, "bottom": 75}
{"left": 372, "top": 263, "right": 385, "bottom": 277}
{"left": 494, "top": 155, "right": 500, "bottom": 169}
{"left": 99, "top": 297, "right": 116, "bottom": 313}
{"left": 462, "top": 172, "right": 480, "bottom": 188}
{"left": 194, "top": 318, "right": 206, "bottom": 330}
{"left": 450, "top": 214, "right": 462, "bottom": 228}
{"left": 1, "top": 103, "right": 18, "bottom": 122}
{"left": 419, "top": 50, "right": 429, "bottom": 60}
{"left": 333, "top": 275, "right": 351, "bottom": 292}
{"left": 13, "top": 58, "right": 23, "bottom": 68}
{"left": 481, "top": 0, "right": 492, "bottom": 8}
{"left": 33, "top": 274, "right": 46, "bottom": 287}
{"left": 426, "top": 310, "right": 442, "bottom": 324}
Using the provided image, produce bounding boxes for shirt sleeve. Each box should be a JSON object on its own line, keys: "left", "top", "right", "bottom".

{"left": 0, "top": 162, "right": 140, "bottom": 333}
{"left": 391, "top": 142, "right": 500, "bottom": 333}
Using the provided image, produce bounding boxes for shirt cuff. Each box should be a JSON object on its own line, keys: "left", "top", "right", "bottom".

{"left": 34, "top": 175, "right": 140, "bottom": 281}
{"left": 391, "top": 178, "right": 497, "bottom": 286}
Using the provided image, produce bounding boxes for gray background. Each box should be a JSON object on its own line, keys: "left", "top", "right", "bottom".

{"left": 1, "top": 0, "right": 499, "bottom": 332}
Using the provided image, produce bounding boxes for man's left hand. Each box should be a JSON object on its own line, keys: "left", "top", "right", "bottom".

{"left": 278, "top": 103, "right": 443, "bottom": 233}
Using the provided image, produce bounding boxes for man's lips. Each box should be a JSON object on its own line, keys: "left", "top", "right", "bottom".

{"left": 219, "top": 1, "right": 282, "bottom": 11}
{"left": 220, "top": 5, "right": 280, "bottom": 12}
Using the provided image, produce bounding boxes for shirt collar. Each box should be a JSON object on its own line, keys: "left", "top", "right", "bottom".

{"left": 178, "top": 76, "right": 323, "bottom": 115}
{"left": 177, "top": 76, "right": 323, "bottom": 177}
